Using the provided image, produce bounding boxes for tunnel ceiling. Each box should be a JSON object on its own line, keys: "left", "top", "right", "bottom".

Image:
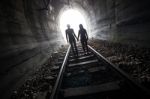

{"left": 0, "top": 0, "right": 150, "bottom": 98}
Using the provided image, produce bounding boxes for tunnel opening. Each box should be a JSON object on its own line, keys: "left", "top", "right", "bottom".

{"left": 59, "top": 9, "right": 88, "bottom": 42}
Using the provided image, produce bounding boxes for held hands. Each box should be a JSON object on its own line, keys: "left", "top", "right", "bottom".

{"left": 76, "top": 37, "right": 79, "bottom": 41}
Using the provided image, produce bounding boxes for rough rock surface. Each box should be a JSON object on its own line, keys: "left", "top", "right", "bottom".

{"left": 89, "top": 39, "right": 150, "bottom": 89}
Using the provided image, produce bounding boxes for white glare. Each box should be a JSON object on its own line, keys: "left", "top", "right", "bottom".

{"left": 60, "top": 9, "right": 87, "bottom": 42}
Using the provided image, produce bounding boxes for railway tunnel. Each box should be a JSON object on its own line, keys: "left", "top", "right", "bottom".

{"left": 0, "top": 0, "right": 150, "bottom": 99}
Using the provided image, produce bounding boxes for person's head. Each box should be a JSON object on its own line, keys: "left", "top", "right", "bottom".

{"left": 79, "top": 24, "right": 83, "bottom": 29}
{"left": 67, "top": 24, "right": 70, "bottom": 29}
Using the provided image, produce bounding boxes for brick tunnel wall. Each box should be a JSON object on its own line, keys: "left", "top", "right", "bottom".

{"left": 91, "top": 0, "right": 150, "bottom": 46}
{"left": 0, "top": 0, "right": 64, "bottom": 97}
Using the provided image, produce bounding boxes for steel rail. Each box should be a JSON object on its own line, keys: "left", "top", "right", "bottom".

{"left": 50, "top": 46, "right": 71, "bottom": 99}
{"left": 88, "top": 45, "right": 150, "bottom": 97}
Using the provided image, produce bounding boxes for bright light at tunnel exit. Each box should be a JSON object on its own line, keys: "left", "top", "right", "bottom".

{"left": 60, "top": 9, "right": 87, "bottom": 42}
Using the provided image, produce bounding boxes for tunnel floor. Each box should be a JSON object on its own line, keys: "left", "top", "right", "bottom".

{"left": 10, "top": 40, "right": 150, "bottom": 99}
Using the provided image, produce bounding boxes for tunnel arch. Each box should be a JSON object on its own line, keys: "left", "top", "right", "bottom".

{"left": 57, "top": 7, "right": 90, "bottom": 41}
{"left": 56, "top": 5, "right": 91, "bottom": 42}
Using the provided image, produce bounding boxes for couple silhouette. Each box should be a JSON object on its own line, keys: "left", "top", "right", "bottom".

{"left": 66, "top": 24, "right": 88, "bottom": 56}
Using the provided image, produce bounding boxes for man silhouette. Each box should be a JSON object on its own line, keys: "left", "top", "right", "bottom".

{"left": 78, "top": 24, "right": 88, "bottom": 53}
{"left": 66, "top": 24, "right": 78, "bottom": 56}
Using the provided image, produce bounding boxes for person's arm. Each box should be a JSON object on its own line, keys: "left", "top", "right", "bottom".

{"left": 66, "top": 31, "right": 68, "bottom": 43}
{"left": 78, "top": 30, "right": 80, "bottom": 41}
{"left": 72, "top": 29, "right": 78, "bottom": 40}
{"left": 85, "top": 29, "right": 88, "bottom": 40}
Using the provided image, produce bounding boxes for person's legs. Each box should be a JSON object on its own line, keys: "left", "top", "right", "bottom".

{"left": 85, "top": 40, "right": 88, "bottom": 52}
{"left": 70, "top": 42, "right": 74, "bottom": 53}
{"left": 70, "top": 40, "right": 78, "bottom": 56}
{"left": 81, "top": 41, "right": 85, "bottom": 52}
{"left": 73, "top": 41, "right": 78, "bottom": 56}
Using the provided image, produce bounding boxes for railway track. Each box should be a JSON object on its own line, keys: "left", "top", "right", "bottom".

{"left": 50, "top": 45, "right": 150, "bottom": 99}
